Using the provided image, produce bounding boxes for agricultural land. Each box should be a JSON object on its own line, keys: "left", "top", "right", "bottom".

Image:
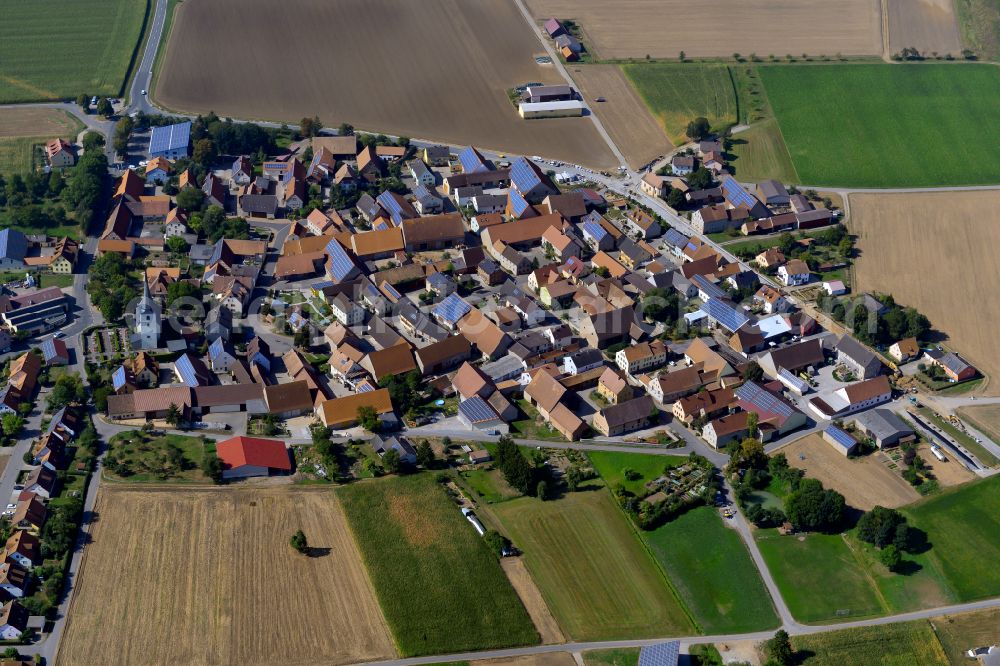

{"left": 0, "top": 107, "right": 84, "bottom": 175}
{"left": 956, "top": 404, "right": 1000, "bottom": 447}
{"left": 566, "top": 65, "right": 672, "bottom": 169}
{"left": 338, "top": 473, "right": 538, "bottom": 656}
{"left": 488, "top": 483, "right": 694, "bottom": 640}
{"left": 779, "top": 434, "right": 921, "bottom": 510}
{"left": 58, "top": 487, "right": 395, "bottom": 666}
{"left": 523, "top": 0, "right": 882, "bottom": 59}
{"left": 156, "top": 0, "right": 617, "bottom": 168}
{"left": 850, "top": 191, "right": 1000, "bottom": 393}
{"left": 0, "top": 0, "right": 149, "bottom": 103}
{"left": 759, "top": 64, "right": 1000, "bottom": 187}
{"left": 887, "top": 0, "right": 963, "bottom": 56}
{"left": 622, "top": 64, "right": 738, "bottom": 144}
{"left": 793, "top": 621, "right": 949, "bottom": 665}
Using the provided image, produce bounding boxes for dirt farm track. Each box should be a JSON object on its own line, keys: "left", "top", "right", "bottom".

{"left": 156, "top": 0, "right": 616, "bottom": 169}
{"left": 850, "top": 192, "right": 1000, "bottom": 396}
{"left": 524, "top": 0, "right": 883, "bottom": 59}
{"left": 58, "top": 486, "right": 395, "bottom": 666}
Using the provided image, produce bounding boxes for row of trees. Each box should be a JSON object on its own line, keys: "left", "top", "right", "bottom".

{"left": 495, "top": 436, "right": 553, "bottom": 499}
{"left": 831, "top": 293, "right": 931, "bottom": 346}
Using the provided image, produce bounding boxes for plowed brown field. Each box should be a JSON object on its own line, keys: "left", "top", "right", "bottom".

{"left": 524, "top": 0, "right": 883, "bottom": 59}
{"left": 567, "top": 65, "right": 671, "bottom": 169}
{"left": 58, "top": 486, "right": 395, "bottom": 666}
{"left": 850, "top": 192, "right": 1000, "bottom": 395}
{"left": 888, "top": 0, "right": 963, "bottom": 56}
{"left": 156, "top": 0, "right": 616, "bottom": 168}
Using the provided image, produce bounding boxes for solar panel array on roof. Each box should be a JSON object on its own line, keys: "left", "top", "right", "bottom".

{"left": 691, "top": 274, "right": 726, "bottom": 300}
{"left": 175, "top": 353, "right": 203, "bottom": 386}
{"left": 510, "top": 157, "right": 543, "bottom": 196}
{"left": 663, "top": 228, "right": 688, "bottom": 248}
{"left": 736, "top": 381, "right": 794, "bottom": 419}
{"left": 638, "top": 641, "right": 680, "bottom": 666}
{"left": 722, "top": 177, "right": 759, "bottom": 210}
{"left": 356, "top": 381, "right": 375, "bottom": 393}
{"left": 701, "top": 297, "right": 749, "bottom": 332}
{"left": 372, "top": 219, "right": 392, "bottom": 231}
{"left": 581, "top": 219, "right": 607, "bottom": 242}
{"left": 149, "top": 121, "right": 192, "bottom": 155}
{"left": 376, "top": 190, "right": 410, "bottom": 225}
{"left": 824, "top": 425, "right": 857, "bottom": 451}
{"left": 458, "top": 146, "right": 492, "bottom": 174}
{"left": 381, "top": 282, "right": 402, "bottom": 301}
{"left": 507, "top": 188, "right": 531, "bottom": 217}
{"left": 208, "top": 337, "right": 226, "bottom": 360}
{"left": 433, "top": 293, "right": 472, "bottom": 324}
{"left": 459, "top": 396, "right": 500, "bottom": 424}
{"left": 777, "top": 367, "right": 810, "bottom": 393}
{"left": 325, "top": 238, "right": 357, "bottom": 282}
{"left": 112, "top": 365, "right": 128, "bottom": 391}
{"left": 0, "top": 229, "right": 27, "bottom": 261}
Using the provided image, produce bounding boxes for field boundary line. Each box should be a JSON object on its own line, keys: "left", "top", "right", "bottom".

{"left": 599, "top": 483, "right": 702, "bottom": 634}
{"left": 839, "top": 533, "right": 893, "bottom": 617}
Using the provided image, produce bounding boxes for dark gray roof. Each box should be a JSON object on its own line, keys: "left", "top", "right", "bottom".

{"left": 836, "top": 335, "right": 880, "bottom": 369}
{"left": 600, "top": 395, "right": 655, "bottom": 429}
{"left": 240, "top": 194, "right": 279, "bottom": 215}
{"left": 852, "top": 409, "right": 913, "bottom": 442}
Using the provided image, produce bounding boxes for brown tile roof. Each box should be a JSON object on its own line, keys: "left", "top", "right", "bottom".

{"left": 452, "top": 361, "right": 492, "bottom": 399}
{"left": 548, "top": 402, "right": 584, "bottom": 439}
{"left": 317, "top": 389, "right": 394, "bottom": 428}
{"left": 400, "top": 213, "right": 466, "bottom": 246}
{"left": 591, "top": 251, "right": 629, "bottom": 278}
{"left": 363, "top": 344, "right": 417, "bottom": 381}
{"left": 351, "top": 228, "right": 405, "bottom": 258}
{"left": 599, "top": 367, "right": 628, "bottom": 394}
{"left": 457, "top": 309, "right": 511, "bottom": 358}
{"left": 524, "top": 369, "right": 566, "bottom": 414}
{"left": 482, "top": 213, "right": 563, "bottom": 247}
{"left": 282, "top": 234, "right": 333, "bottom": 257}
{"left": 844, "top": 375, "right": 891, "bottom": 404}
{"left": 274, "top": 251, "right": 324, "bottom": 278}
{"left": 312, "top": 135, "right": 358, "bottom": 156}
{"left": 264, "top": 380, "right": 314, "bottom": 413}
{"left": 145, "top": 156, "right": 171, "bottom": 173}
{"left": 415, "top": 335, "right": 471, "bottom": 372}
{"left": 114, "top": 169, "right": 145, "bottom": 200}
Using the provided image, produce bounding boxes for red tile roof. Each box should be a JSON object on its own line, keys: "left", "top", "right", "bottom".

{"left": 216, "top": 436, "right": 291, "bottom": 472}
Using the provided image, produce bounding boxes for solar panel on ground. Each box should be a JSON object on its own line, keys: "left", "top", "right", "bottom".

{"left": 638, "top": 641, "right": 680, "bottom": 666}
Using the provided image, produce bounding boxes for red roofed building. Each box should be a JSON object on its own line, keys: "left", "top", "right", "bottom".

{"left": 215, "top": 436, "right": 291, "bottom": 480}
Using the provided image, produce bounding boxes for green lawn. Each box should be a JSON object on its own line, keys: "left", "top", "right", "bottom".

{"left": 0, "top": 0, "right": 149, "bottom": 102}
{"left": 510, "top": 399, "right": 567, "bottom": 442}
{"left": 727, "top": 118, "right": 799, "bottom": 183}
{"left": 587, "top": 450, "right": 687, "bottom": 496}
{"left": 622, "top": 64, "right": 738, "bottom": 144}
{"left": 0, "top": 137, "right": 45, "bottom": 175}
{"left": 759, "top": 64, "right": 1000, "bottom": 187}
{"left": 459, "top": 467, "right": 520, "bottom": 503}
{"left": 489, "top": 484, "right": 694, "bottom": 640}
{"left": 583, "top": 648, "right": 640, "bottom": 666}
{"left": 903, "top": 476, "right": 1000, "bottom": 601}
{"left": 755, "top": 531, "right": 887, "bottom": 623}
{"left": 338, "top": 474, "right": 537, "bottom": 656}
{"left": 104, "top": 430, "right": 212, "bottom": 483}
{"left": 642, "top": 506, "right": 779, "bottom": 633}
{"left": 793, "top": 621, "right": 949, "bottom": 665}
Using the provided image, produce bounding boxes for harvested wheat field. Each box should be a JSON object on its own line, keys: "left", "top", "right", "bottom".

{"left": 58, "top": 486, "right": 395, "bottom": 666}
{"left": 567, "top": 65, "right": 671, "bottom": 169}
{"left": 957, "top": 405, "right": 1000, "bottom": 449}
{"left": 779, "top": 434, "right": 920, "bottom": 510}
{"left": 524, "top": 0, "right": 882, "bottom": 59}
{"left": 157, "top": 0, "right": 616, "bottom": 169}
{"left": 887, "top": 0, "right": 962, "bottom": 56}
{"left": 501, "top": 557, "right": 565, "bottom": 644}
{"left": 850, "top": 192, "right": 1000, "bottom": 395}
{"left": 474, "top": 653, "right": 578, "bottom": 666}
{"left": 0, "top": 107, "right": 82, "bottom": 139}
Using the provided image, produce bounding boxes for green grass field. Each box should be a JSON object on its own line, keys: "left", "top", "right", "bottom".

{"left": 338, "top": 474, "right": 537, "bottom": 656}
{"left": 587, "top": 450, "right": 686, "bottom": 496}
{"left": 622, "top": 64, "right": 738, "bottom": 144}
{"left": 756, "top": 531, "right": 886, "bottom": 623}
{"left": 489, "top": 484, "right": 693, "bottom": 640}
{"left": 459, "top": 467, "right": 520, "bottom": 503}
{"left": 0, "top": 0, "right": 149, "bottom": 102}
{"left": 727, "top": 118, "right": 799, "bottom": 183}
{"left": 643, "top": 506, "right": 779, "bottom": 633}
{"left": 794, "top": 621, "right": 949, "bottom": 665}
{"left": 0, "top": 137, "right": 45, "bottom": 175}
{"left": 583, "top": 648, "right": 640, "bottom": 666}
{"left": 104, "top": 431, "right": 212, "bottom": 483}
{"left": 759, "top": 64, "right": 1000, "bottom": 187}
{"left": 903, "top": 476, "right": 1000, "bottom": 601}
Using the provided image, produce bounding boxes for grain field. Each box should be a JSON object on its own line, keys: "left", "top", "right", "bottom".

{"left": 566, "top": 65, "right": 672, "bottom": 169}
{"left": 58, "top": 486, "right": 395, "bottom": 666}
{"left": 850, "top": 192, "right": 1000, "bottom": 395}
{"left": 888, "top": 0, "right": 963, "bottom": 56}
{"left": 524, "top": 0, "right": 882, "bottom": 59}
{"left": 156, "top": 0, "right": 616, "bottom": 169}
